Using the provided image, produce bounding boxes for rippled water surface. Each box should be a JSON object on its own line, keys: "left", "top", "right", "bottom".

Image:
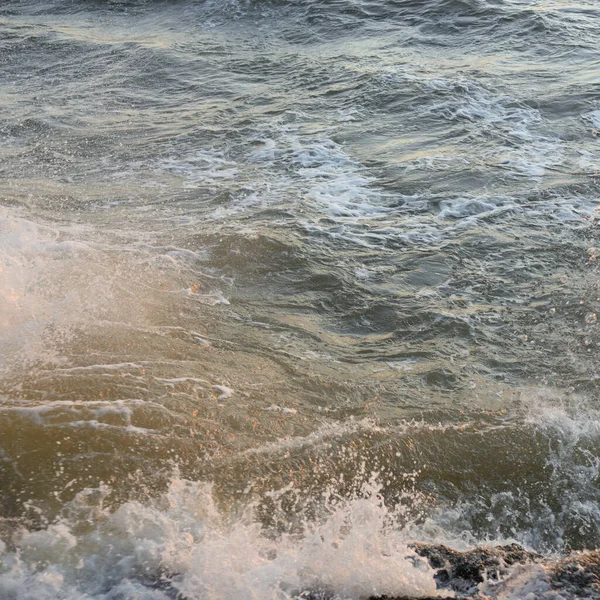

{"left": 1, "top": 0, "right": 600, "bottom": 597}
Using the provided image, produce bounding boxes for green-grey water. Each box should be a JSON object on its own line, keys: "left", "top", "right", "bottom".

{"left": 1, "top": 0, "right": 600, "bottom": 597}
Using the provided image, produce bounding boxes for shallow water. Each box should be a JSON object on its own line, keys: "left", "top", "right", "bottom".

{"left": 1, "top": 0, "right": 600, "bottom": 597}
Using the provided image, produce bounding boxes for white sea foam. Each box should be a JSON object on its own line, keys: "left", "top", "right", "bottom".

{"left": 0, "top": 399, "right": 167, "bottom": 436}
{"left": 212, "top": 384, "right": 233, "bottom": 400}
{"left": 160, "top": 150, "right": 239, "bottom": 189}
{"left": 240, "top": 418, "right": 382, "bottom": 457}
{"left": 437, "top": 196, "right": 518, "bottom": 222}
{"left": 0, "top": 469, "right": 587, "bottom": 600}
{"left": 244, "top": 113, "right": 578, "bottom": 254}
{"left": 0, "top": 477, "right": 443, "bottom": 600}
{"left": 522, "top": 388, "right": 600, "bottom": 441}
{"left": 250, "top": 127, "right": 389, "bottom": 219}
{"left": 156, "top": 108, "right": 584, "bottom": 256}
{"left": 240, "top": 417, "right": 477, "bottom": 460}
{"left": 402, "top": 154, "right": 471, "bottom": 173}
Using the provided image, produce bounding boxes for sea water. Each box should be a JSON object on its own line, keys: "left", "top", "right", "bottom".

{"left": 1, "top": 0, "right": 600, "bottom": 597}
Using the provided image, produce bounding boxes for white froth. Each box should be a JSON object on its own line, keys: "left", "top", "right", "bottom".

{"left": 252, "top": 128, "right": 389, "bottom": 219}
{"left": 0, "top": 477, "right": 443, "bottom": 600}
{"left": 241, "top": 418, "right": 384, "bottom": 457}
{"left": 212, "top": 384, "right": 233, "bottom": 400}
{"left": 438, "top": 196, "right": 518, "bottom": 221}
{"left": 245, "top": 124, "right": 401, "bottom": 247}
{"left": 522, "top": 389, "right": 600, "bottom": 441}
{"left": 160, "top": 150, "right": 239, "bottom": 188}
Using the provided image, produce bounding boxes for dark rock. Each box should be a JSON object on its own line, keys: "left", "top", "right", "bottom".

{"left": 550, "top": 550, "right": 600, "bottom": 598}
{"left": 411, "top": 542, "right": 542, "bottom": 596}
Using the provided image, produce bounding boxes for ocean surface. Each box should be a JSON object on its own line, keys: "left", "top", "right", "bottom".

{"left": 1, "top": 0, "right": 600, "bottom": 597}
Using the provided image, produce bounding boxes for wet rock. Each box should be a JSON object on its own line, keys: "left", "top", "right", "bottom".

{"left": 550, "top": 550, "right": 600, "bottom": 598}
{"left": 411, "top": 542, "right": 542, "bottom": 596}
{"left": 368, "top": 545, "right": 600, "bottom": 599}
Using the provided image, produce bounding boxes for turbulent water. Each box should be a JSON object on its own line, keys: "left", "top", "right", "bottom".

{"left": 1, "top": 0, "right": 600, "bottom": 597}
